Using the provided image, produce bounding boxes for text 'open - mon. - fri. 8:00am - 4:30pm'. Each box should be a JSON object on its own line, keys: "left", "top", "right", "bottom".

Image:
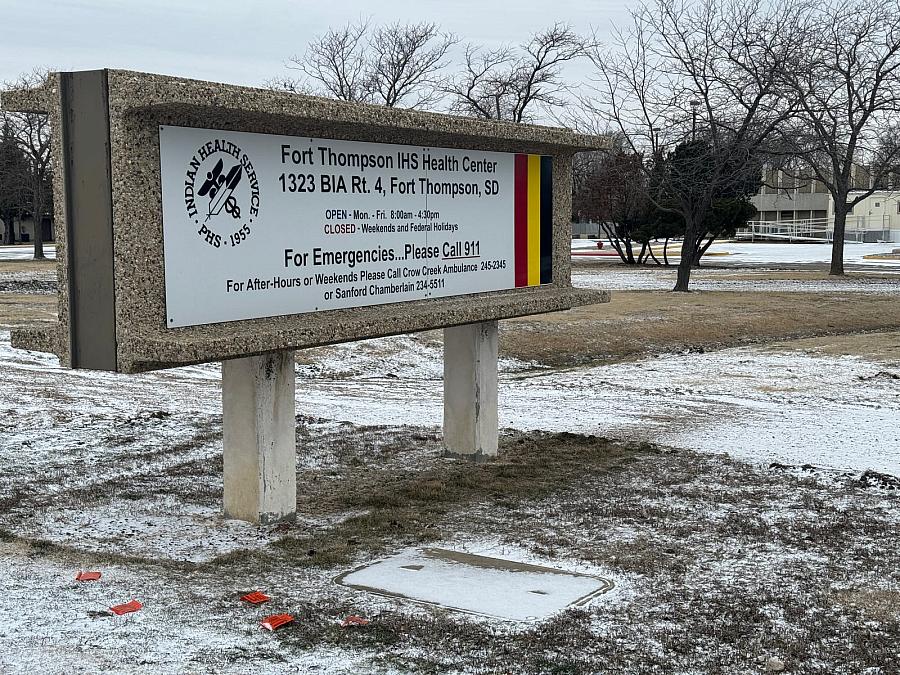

{"left": 160, "top": 126, "right": 555, "bottom": 327}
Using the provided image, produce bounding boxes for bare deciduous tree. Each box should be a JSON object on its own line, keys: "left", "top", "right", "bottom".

{"left": 577, "top": 0, "right": 803, "bottom": 291}
{"left": 277, "top": 21, "right": 372, "bottom": 101}
{"left": 446, "top": 24, "right": 585, "bottom": 123}
{"left": 275, "top": 20, "right": 455, "bottom": 109}
{"left": 775, "top": 0, "right": 900, "bottom": 275}
{"left": 3, "top": 69, "right": 53, "bottom": 259}
{"left": 573, "top": 142, "right": 656, "bottom": 264}
{"left": 0, "top": 119, "right": 28, "bottom": 245}
{"left": 368, "top": 22, "right": 455, "bottom": 109}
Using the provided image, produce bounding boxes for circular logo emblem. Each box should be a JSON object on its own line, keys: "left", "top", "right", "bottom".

{"left": 184, "top": 139, "right": 260, "bottom": 248}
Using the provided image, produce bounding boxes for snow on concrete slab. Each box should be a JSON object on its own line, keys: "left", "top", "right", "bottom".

{"left": 336, "top": 548, "right": 614, "bottom": 622}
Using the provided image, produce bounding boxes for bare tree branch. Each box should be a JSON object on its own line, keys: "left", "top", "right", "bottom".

{"left": 446, "top": 23, "right": 586, "bottom": 123}
{"left": 369, "top": 22, "right": 456, "bottom": 108}
{"left": 274, "top": 20, "right": 454, "bottom": 109}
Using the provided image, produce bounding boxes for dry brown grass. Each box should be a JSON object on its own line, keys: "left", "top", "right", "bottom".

{"left": 271, "top": 430, "right": 637, "bottom": 569}
{"left": 502, "top": 290, "right": 900, "bottom": 367}
{"left": 0, "top": 259, "right": 55, "bottom": 275}
{"left": 832, "top": 589, "right": 900, "bottom": 622}
{"left": 765, "top": 331, "right": 900, "bottom": 363}
{"left": 0, "top": 294, "right": 56, "bottom": 329}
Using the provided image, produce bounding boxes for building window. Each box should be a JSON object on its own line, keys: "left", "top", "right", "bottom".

{"left": 875, "top": 202, "right": 880, "bottom": 208}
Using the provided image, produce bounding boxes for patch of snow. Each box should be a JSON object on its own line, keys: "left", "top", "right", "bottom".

{"left": 0, "top": 315, "right": 896, "bottom": 672}
{"left": 0, "top": 244, "right": 56, "bottom": 261}
{"left": 3, "top": 331, "right": 895, "bottom": 483}
{"left": 20, "top": 498, "right": 279, "bottom": 563}
{"left": 290, "top": 347, "right": 899, "bottom": 475}
{"left": 572, "top": 267, "right": 900, "bottom": 293}
{"left": 0, "top": 548, "right": 330, "bottom": 674}
{"left": 709, "top": 242, "right": 900, "bottom": 267}
{"left": 571, "top": 240, "right": 900, "bottom": 268}
{"left": 297, "top": 334, "right": 533, "bottom": 381}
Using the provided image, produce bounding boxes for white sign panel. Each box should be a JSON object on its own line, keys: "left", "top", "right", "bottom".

{"left": 160, "top": 126, "right": 550, "bottom": 327}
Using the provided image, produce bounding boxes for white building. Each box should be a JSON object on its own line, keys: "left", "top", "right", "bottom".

{"left": 745, "top": 166, "right": 900, "bottom": 243}
{"left": 829, "top": 191, "right": 900, "bottom": 243}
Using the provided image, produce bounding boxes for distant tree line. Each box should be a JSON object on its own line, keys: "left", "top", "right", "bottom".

{"left": 573, "top": 0, "right": 900, "bottom": 287}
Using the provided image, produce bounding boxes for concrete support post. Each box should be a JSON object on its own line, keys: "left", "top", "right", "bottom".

{"left": 443, "top": 321, "right": 499, "bottom": 460}
{"left": 222, "top": 350, "right": 297, "bottom": 524}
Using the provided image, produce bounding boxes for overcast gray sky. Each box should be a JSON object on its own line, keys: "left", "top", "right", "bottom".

{"left": 0, "top": 0, "right": 635, "bottom": 89}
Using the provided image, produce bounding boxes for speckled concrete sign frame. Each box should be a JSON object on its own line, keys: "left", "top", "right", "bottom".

{"left": 2, "top": 70, "right": 609, "bottom": 373}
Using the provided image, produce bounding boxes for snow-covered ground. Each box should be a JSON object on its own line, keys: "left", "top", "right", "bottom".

{"left": 2, "top": 330, "right": 897, "bottom": 485}
{"left": 0, "top": 244, "right": 56, "bottom": 261}
{"left": 572, "top": 265, "right": 900, "bottom": 293}
{"left": 572, "top": 239, "right": 900, "bottom": 268}
{"left": 1, "top": 252, "right": 899, "bottom": 672}
{"left": 710, "top": 241, "right": 900, "bottom": 267}
{"left": 294, "top": 343, "right": 900, "bottom": 476}
{"left": 0, "top": 329, "right": 897, "bottom": 673}
{"left": 570, "top": 240, "right": 900, "bottom": 291}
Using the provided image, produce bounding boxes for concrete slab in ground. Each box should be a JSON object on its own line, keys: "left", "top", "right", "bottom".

{"left": 336, "top": 547, "right": 614, "bottom": 621}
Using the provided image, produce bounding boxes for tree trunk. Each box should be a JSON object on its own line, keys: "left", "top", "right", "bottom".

{"left": 33, "top": 221, "right": 45, "bottom": 259}
{"left": 830, "top": 207, "right": 847, "bottom": 276}
{"left": 637, "top": 241, "right": 648, "bottom": 264}
{"left": 607, "top": 235, "right": 627, "bottom": 264}
{"left": 624, "top": 237, "right": 635, "bottom": 264}
{"left": 663, "top": 238, "right": 670, "bottom": 266}
{"left": 601, "top": 224, "right": 629, "bottom": 264}
{"left": 694, "top": 234, "right": 717, "bottom": 268}
{"left": 2, "top": 212, "right": 15, "bottom": 245}
{"left": 673, "top": 224, "right": 700, "bottom": 292}
{"left": 32, "top": 195, "right": 45, "bottom": 260}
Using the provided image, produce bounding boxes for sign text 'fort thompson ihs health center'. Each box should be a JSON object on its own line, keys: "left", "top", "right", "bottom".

{"left": 161, "top": 126, "right": 553, "bottom": 327}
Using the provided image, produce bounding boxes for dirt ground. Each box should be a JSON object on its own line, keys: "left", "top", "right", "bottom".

{"left": 764, "top": 331, "right": 900, "bottom": 363}
{"left": 0, "top": 259, "right": 898, "bottom": 674}
{"left": 0, "top": 259, "right": 57, "bottom": 328}
{"left": 0, "top": 293, "right": 56, "bottom": 327}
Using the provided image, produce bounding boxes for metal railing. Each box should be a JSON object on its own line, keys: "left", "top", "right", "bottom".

{"left": 737, "top": 216, "right": 894, "bottom": 243}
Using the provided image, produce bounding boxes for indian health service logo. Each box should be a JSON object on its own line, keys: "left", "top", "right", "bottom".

{"left": 183, "top": 139, "right": 261, "bottom": 248}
